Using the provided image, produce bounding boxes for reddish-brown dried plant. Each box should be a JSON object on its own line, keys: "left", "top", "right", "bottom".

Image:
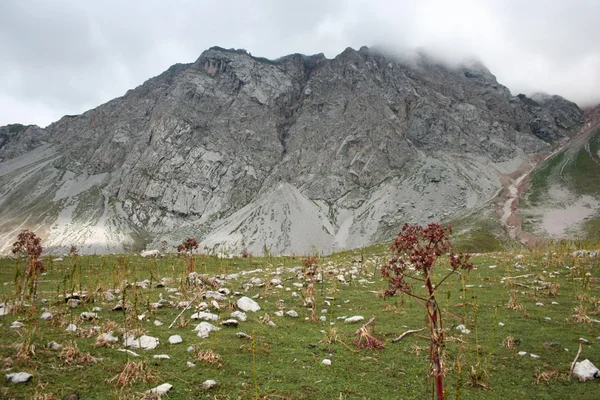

{"left": 380, "top": 223, "right": 473, "bottom": 400}
{"left": 12, "top": 230, "right": 45, "bottom": 300}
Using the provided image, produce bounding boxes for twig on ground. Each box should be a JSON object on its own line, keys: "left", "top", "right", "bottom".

{"left": 391, "top": 328, "right": 425, "bottom": 343}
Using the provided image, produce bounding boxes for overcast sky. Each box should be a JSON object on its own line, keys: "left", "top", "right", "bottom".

{"left": 1, "top": 0, "right": 599, "bottom": 127}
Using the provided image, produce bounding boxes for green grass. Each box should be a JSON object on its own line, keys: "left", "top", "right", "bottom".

{"left": 523, "top": 130, "right": 600, "bottom": 208}
{"left": 1, "top": 248, "right": 600, "bottom": 399}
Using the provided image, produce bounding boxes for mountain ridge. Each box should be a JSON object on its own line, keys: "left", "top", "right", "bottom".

{"left": 0, "top": 46, "right": 585, "bottom": 254}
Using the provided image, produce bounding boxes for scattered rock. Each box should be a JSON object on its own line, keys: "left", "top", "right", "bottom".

{"left": 455, "top": 324, "right": 471, "bottom": 334}
{"left": 580, "top": 338, "right": 591, "bottom": 345}
{"left": 5, "top": 372, "right": 32, "bottom": 384}
{"left": 573, "top": 359, "right": 600, "bottom": 381}
{"left": 201, "top": 379, "right": 218, "bottom": 390}
{"left": 344, "top": 316, "right": 364, "bottom": 324}
{"left": 221, "top": 319, "right": 238, "bottom": 327}
{"left": 191, "top": 312, "right": 219, "bottom": 321}
{"left": 92, "top": 307, "right": 102, "bottom": 312}
{"left": 230, "top": 311, "right": 247, "bottom": 321}
{"left": 236, "top": 332, "right": 252, "bottom": 340}
{"left": 195, "top": 322, "right": 221, "bottom": 338}
{"left": 153, "top": 354, "right": 171, "bottom": 360}
{"left": 98, "top": 332, "right": 119, "bottom": 343}
{"left": 123, "top": 335, "right": 159, "bottom": 350}
{"left": 168, "top": 335, "right": 183, "bottom": 344}
{"left": 154, "top": 320, "right": 163, "bottom": 326}
{"left": 40, "top": 312, "right": 53, "bottom": 320}
{"left": 65, "top": 323, "right": 77, "bottom": 332}
{"left": 518, "top": 351, "right": 527, "bottom": 356}
{"left": 80, "top": 312, "right": 98, "bottom": 321}
{"left": 274, "top": 310, "right": 284, "bottom": 317}
{"left": 67, "top": 298, "right": 80, "bottom": 308}
{"left": 530, "top": 353, "right": 540, "bottom": 359}
{"left": 286, "top": 310, "right": 299, "bottom": 318}
{"left": 10, "top": 321, "right": 24, "bottom": 329}
{"left": 322, "top": 359, "right": 332, "bottom": 366}
{"left": 237, "top": 297, "right": 261, "bottom": 312}
{"left": 47, "top": 341, "right": 62, "bottom": 350}
{"left": 147, "top": 383, "right": 172, "bottom": 396}
{"left": 187, "top": 361, "right": 196, "bottom": 367}
{"left": 140, "top": 249, "right": 161, "bottom": 258}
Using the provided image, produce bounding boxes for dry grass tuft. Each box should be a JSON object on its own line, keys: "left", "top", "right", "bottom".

{"left": 506, "top": 291, "right": 523, "bottom": 311}
{"left": 502, "top": 336, "right": 518, "bottom": 349}
{"left": 59, "top": 341, "right": 97, "bottom": 365}
{"left": 569, "top": 305, "right": 591, "bottom": 323}
{"left": 195, "top": 349, "right": 222, "bottom": 366}
{"left": 108, "top": 360, "right": 157, "bottom": 388}
{"left": 15, "top": 341, "right": 36, "bottom": 360}
{"left": 465, "top": 363, "right": 491, "bottom": 390}
{"left": 32, "top": 394, "right": 59, "bottom": 400}
{"left": 535, "top": 368, "right": 561, "bottom": 385}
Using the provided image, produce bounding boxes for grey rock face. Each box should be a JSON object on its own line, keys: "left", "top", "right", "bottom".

{"left": 0, "top": 46, "right": 584, "bottom": 254}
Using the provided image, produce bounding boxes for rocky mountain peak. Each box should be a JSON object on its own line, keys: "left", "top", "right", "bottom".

{"left": 0, "top": 46, "right": 585, "bottom": 255}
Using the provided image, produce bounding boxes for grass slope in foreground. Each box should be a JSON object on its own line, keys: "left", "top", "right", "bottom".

{"left": 1, "top": 247, "right": 600, "bottom": 399}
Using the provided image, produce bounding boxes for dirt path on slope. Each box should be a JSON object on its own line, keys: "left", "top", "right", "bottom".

{"left": 495, "top": 118, "right": 600, "bottom": 249}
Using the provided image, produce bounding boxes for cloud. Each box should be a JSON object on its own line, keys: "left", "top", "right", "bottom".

{"left": 0, "top": 0, "right": 599, "bottom": 127}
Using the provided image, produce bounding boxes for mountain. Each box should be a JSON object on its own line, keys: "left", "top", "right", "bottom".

{"left": 0, "top": 46, "right": 584, "bottom": 254}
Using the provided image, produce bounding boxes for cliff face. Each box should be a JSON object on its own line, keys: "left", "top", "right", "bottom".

{"left": 0, "top": 46, "right": 584, "bottom": 254}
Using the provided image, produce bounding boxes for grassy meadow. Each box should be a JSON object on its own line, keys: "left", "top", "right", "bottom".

{"left": 1, "top": 243, "right": 600, "bottom": 399}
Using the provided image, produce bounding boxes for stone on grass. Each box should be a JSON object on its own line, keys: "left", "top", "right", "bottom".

{"left": 92, "top": 307, "right": 102, "bottom": 312}
{"left": 141, "top": 249, "right": 161, "bottom": 258}
{"left": 80, "top": 312, "right": 98, "bottom": 320}
{"left": 518, "top": 351, "right": 527, "bottom": 356}
{"left": 123, "top": 334, "right": 159, "bottom": 350}
{"left": 230, "top": 311, "right": 247, "bottom": 321}
{"left": 236, "top": 332, "right": 252, "bottom": 340}
{"left": 191, "top": 311, "right": 219, "bottom": 321}
{"left": 322, "top": 359, "right": 332, "bottom": 366}
{"left": 99, "top": 332, "right": 119, "bottom": 343}
{"left": 237, "top": 297, "right": 261, "bottom": 312}
{"left": 221, "top": 319, "right": 238, "bottom": 327}
{"left": 67, "top": 299, "right": 80, "bottom": 308}
{"left": 344, "top": 316, "right": 364, "bottom": 324}
{"left": 320, "top": 316, "right": 327, "bottom": 322}
{"left": 168, "top": 335, "right": 183, "bottom": 344}
{"left": 40, "top": 312, "right": 53, "bottom": 320}
{"left": 580, "top": 338, "right": 591, "bottom": 345}
{"left": 147, "top": 382, "right": 172, "bottom": 396}
{"left": 201, "top": 379, "right": 218, "bottom": 390}
{"left": 195, "top": 322, "right": 221, "bottom": 338}
{"left": 65, "top": 323, "right": 77, "bottom": 332}
{"left": 286, "top": 310, "right": 299, "bottom": 318}
{"left": 10, "top": 321, "right": 24, "bottom": 329}
{"left": 573, "top": 359, "right": 600, "bottom": 381}
{"left": 187, "top": 361, "right": 196, "bottom": 367}
{"left": 455, "top": 324, "right": 471, "bottom": 334}
{"left": 274, "top": 311, "right": 284, "bottom": 317}
{"left": 153, "top": 354, "right": 171, "bottom": 360}
{"left": 154, "top": 320, "right": 163, "bottom": 326}
{"left": 5, "top": 372, "right": 32, "bottom": 384}
{"left": 47, "top": 341, "right": 62, "bottom": 350}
